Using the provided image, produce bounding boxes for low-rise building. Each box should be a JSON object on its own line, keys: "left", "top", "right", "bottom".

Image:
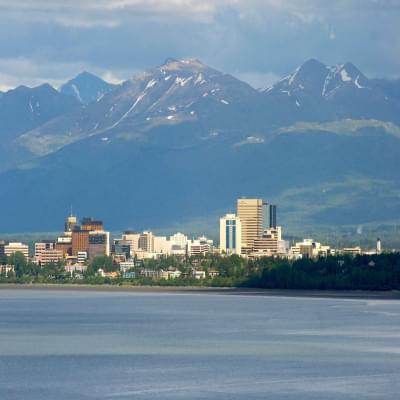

{"left": 0, "top": 264, "right": 15, "bottom": 276}
{"left": 188, "top": 236, "right": 213, "bottom": 256}
{"left": 289, "top": 239, "right": 334, "bottom": 259}
{"left": 251, "top": 227, "right": 282, "bottom": 258}
{"left": 97, "top": 269, "right": 119, "bottom": 278}
{"left": 123, "top": 271, "right": 136, "bottom": 279}
{"left": 191, "top": 269, "right": 206, "bottom": 279}
{"left": 139, "top": 268, "right": 160, "bottom": 279}
{"left": 119, "top": 259, "right": 135, "bottom": 272}
{"left": 0, "top": 242, "right": 29, "bottom": 259}
{"left": 208, "top": 269, "right": 220, "bottom": 278}
{"left": 35, "top": 240, "right": 64, "bottom": 265}
{"left": 65, "top": 263, "right": 88, "bottom": 275}
{"left": 342, "top": 247, "right": 362, "bottom": 256}
{"left": 159, "top": 268, "right": 182, "bottom": 280}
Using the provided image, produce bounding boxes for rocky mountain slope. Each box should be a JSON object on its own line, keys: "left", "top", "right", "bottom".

{"left": 59, "top": 71, "right": 116, "bottom": 104}
{"left": 0, "top": 58, "right": 399, "bottom": 232}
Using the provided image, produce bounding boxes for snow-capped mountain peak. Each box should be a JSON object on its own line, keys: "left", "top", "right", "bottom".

{"left": 266, "top": 59, "right": 369, "bottom": 101}
{"left": 322, "top": 62, "right": 368, "bottom": 97}
{"left": 60, "top": 72, "right": 116, "bottom": 104}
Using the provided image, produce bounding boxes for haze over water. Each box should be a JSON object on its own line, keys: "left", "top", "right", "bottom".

{"left": 0, "top": 289, "right": 399, "bottom": 399}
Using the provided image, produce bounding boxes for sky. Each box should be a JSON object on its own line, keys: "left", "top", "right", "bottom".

{"left": 0, "top": 0, "right": 399, "bottom": 91}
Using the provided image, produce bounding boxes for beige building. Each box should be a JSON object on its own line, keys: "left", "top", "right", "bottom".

{"left": 1, "top": 242, "right": 29, "bottom": 259}
{"left": 251, "top": 227, "right": 282, "bottom": 257}
{"left": 121, "top": 232, "right": 141, "bottom": 254}
{"left": 138, "top": 231, "right": 155, "bottom": 253}
{"left": 35, "top": 241, "right": 64, "bottom": 265}
{"left": 237, "top": 198, "right": 265, "bottom": 254}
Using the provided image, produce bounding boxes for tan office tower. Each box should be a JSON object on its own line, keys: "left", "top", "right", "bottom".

{"left": 237, "top": 198, "right": 263, "bottom": 254}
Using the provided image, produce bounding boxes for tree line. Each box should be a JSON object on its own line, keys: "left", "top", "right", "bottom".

{"left": 1, "top": 252, "right": 400, "bottom": 291}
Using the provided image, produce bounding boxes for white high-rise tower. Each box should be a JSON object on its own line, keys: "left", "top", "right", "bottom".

{"left": 220, "top": 214, "right": 242, "bottom": 255}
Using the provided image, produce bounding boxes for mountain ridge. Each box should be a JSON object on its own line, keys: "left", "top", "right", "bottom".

{"left": 59, "top": 71, "right": 117, "bottom": 105}
{"left": 0, "top": 58, "right": 399, "bottom": 232}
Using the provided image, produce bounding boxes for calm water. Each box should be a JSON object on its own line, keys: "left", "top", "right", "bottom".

{"left": 0, "top": 290, "right": 400, "bottom": 399}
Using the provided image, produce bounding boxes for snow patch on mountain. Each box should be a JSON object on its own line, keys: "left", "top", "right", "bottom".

{"left": 109, "top": 93, "right": 146, "bottom": 129}
{"left": 340, "top": 68, "right": 352, "bottom": 82}
{"left": 146, "top": 79, "right": 158, "bottom": 89}
{"left": 176, "top": 76, "right": 193, "bottom": 87}
{"left": 71, "top": 84, "right": 83, "bottom": 103}
{"left": 288, "top": 66, "right": 301, "bottom": 86}
{"left": 354, "top": 76, "right": 366, "bottom": 89}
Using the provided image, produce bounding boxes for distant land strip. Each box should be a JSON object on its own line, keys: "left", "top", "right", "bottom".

{"left": 1, "top": 284, "right": 400, "bottom": 300}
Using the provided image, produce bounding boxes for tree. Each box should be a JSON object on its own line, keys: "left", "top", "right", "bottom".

{"left": 8, "top": 251, "right": 28, "bottom": 278}
{"left": 90, "top": 256, "right": 115, "bottom": 273}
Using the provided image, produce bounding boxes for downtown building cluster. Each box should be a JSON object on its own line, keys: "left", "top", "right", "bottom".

{"left": 219, "top": 198, "right": 384, "bottom": 259}
{"left": 220, "top": 198, "right": 282, "bottom": 257}
{"left": 0, "top": 197, "right": 386, "bottom": 278}
{"left": 0, "top": 214, "right": 217, "bottom": 277}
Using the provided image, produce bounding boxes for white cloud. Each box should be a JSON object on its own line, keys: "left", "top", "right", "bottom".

{"left": 101, "top": 71, "right": 125, "bottom": 85}
{"left": 0, "top": 0, "right": 396, "bottom": 28}
{"left": 0, "top": 57, "right": 133, "bottom": 90}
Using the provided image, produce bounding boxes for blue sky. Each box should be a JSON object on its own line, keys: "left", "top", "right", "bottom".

{"left": 0, "top": 0, "right": 398, "bottom": 90}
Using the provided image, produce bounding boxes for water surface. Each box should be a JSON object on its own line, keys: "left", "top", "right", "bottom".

{"left": 0, "top": 289, "right": 399, "bottom": 399}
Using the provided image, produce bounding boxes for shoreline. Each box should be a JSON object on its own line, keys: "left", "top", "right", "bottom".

{"left": 1, "top": 283, "right": 400, "bottom": 300}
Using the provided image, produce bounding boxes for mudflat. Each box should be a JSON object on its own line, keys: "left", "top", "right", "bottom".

{"left": 1, "top": 283, "right": 400, "bottom": 300}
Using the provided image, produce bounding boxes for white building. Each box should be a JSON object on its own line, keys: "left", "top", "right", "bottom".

{"left": 169, "top": 232, "right": 188, "bottom": 249}
{"left": 289, "top": 239, "right": 334, "bottom": 259}
{"left": 219, "top": 213, "right": 242, "bottom": 255}
{"left": 2, "top": 242, "right": 29, "bottom": 259}
{"left": 159, "top": 268, "right": 182, "bottom": 280}
{"left": 119, "top": 259, "right": 135, "bottom": 272}
{"left": 77, "top": 251, "right": 88, "bottom": 264}
{"left": 191, "top": 269, "right": 206, "bottom": 279}
{"left": 188, "top": 236, "right": 213, "bottom": 256}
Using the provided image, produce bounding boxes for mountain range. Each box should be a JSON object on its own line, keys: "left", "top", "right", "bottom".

{"left": 0, "top": 58, "right": 399, "bottom": 234}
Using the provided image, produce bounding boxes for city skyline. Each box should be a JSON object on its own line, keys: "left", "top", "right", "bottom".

{"left": 0, "top": 197, "right": 388, "bottom": 274}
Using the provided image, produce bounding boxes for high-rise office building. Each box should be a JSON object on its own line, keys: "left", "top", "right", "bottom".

{"left": 262, "top": 203, "right": 277, "bottom": 229}
{"left": 138, "top": 231, "right": 154, "bottom": 253}
{"left": 88, "top": 231, "right": 110, "bottom": 260}
{"left": 65, "top": 215, "right": 78, "bottom": 233}
{"left": 219, "top": 214, "right": 242, "bottom": 255}
{"left": 71, "top": 228, "right": 89, "bottom": 256}
{"left": 80, "top": 217, "right": 103, "bottom": 232}
{"left": 71, "top": 217, "right": 109, "bottom": 259}
{"left": 237, "top": 198, "right": 264, "bottom": 253}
